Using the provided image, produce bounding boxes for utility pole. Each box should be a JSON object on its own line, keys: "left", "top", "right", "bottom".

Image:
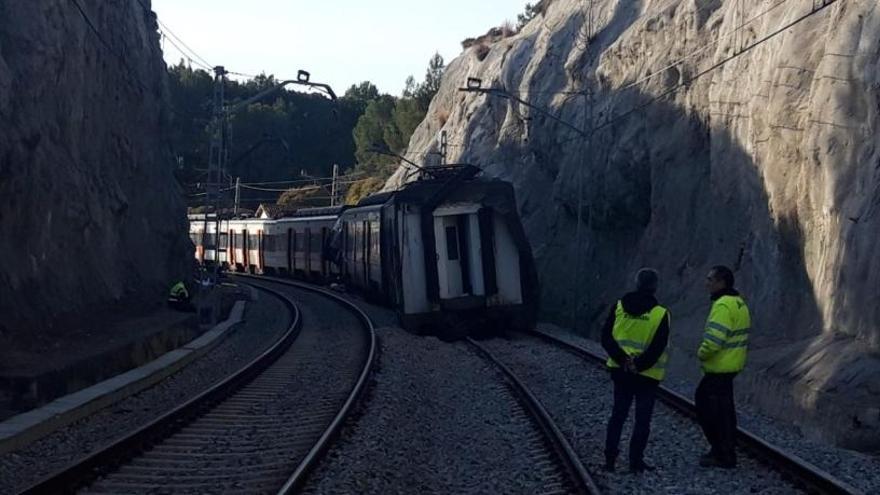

{"left": 330, "top": 164, "right": 339, "bottom": 206}
{"left": 201, "top": 66, "right": 228, "bottom": 262}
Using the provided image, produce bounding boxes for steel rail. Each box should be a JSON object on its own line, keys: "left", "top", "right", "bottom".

{"left": 235, "top": 274, "right": 378, "bottom": 494}
{"left": 17, "top": 281, "right": 302, "bottom": 495}
{"left": 466, "top": 337, "right": 601, "bottom": 495}
{"left": 530, "top": 329, "right": 864, "bottom": 495}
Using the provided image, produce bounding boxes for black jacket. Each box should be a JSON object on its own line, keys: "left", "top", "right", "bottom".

{"left": 600, "top": 290, "right": 670, "bottom": 375}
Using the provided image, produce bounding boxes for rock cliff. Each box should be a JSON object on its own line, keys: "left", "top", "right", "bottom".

{"left": 388, "top": 0, "right": 880, "bottom": 449}
{"left": 0, "top": 1, "right": 190, "bottom": 347}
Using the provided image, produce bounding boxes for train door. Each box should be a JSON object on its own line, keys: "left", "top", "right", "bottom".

{"left": 287, "top": 228, "right": 293, "bottom": 275}
{"left": 362, "top": 220, "right": 369, "bottom": 287}
{"left": 352, "top": 222, "right": 359, "bottom": 283}
{"left": 435, "top": 216, "right": 464, "bottom": 298}
{"left": 229, "top": 231, "right": 235, "bottom": 267}
{"left": 257, "top": 230, "right": 264, "bottom": 274}
{"left": 305, "top": 228, "right": 312, "bottom": 276}
{"left": 321, "top": 227, "right": 328, "bottom": 277}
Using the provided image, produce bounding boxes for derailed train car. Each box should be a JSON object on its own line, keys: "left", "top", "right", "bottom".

{"left": 327, "top": 165, "right": 538, "bottom": 337}
{"left": 190, "top": 165, "right": 538, "bottom": 337}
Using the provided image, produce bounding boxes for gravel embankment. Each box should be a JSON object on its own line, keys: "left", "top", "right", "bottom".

{"left": 303, "top": 326, "right": 570, "bottom": 494}
{"left": 538, "top": 324, "right": 880, "bottom": 494}
{"left": 0, "top": 283, "right": 291, "bottom": 494}
{"left": 480, "top": 333, "right": 807, "bottom": 494}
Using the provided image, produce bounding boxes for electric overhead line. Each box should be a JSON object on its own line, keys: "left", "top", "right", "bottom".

{"left": 68, "top": 0, "right": 150, "bottom": 92}
{"left": 133, "top": 0, "right": 214, "bottom": 70}
{"left": 491, "top": 0, "right": 833, "bottom": 146}
{"left": 593, "top": 0, "right": 840, "bottom": 132}
{"left": 161, "top": 33, "right": 212, "bottom": 70}
{"left": 614, "top": 0, "right": 793, "bottom": 97}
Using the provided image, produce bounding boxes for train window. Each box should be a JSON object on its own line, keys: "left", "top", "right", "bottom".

{"left": 219, "top": 233, "right": 228, "bottom": 246}
{"left": 295, "top": 231, "right": 305, "bottom": 252}
{"left": 249, "top": 234, "right": 259, "bottom": 248}
{"left": 445, "top": 226, "right": 459, "bottom": 261}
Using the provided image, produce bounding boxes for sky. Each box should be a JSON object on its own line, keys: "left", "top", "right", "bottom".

{"left": 151, "top": 1, "right": 527, "bottom": 96}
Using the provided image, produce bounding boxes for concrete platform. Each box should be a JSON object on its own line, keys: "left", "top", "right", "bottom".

{"left": 0, "top": 301, "right": 247, "bottom": 455}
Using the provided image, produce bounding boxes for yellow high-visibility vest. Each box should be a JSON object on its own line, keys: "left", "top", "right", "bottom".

{"left": 169, "top": 281, "right": 188, "bottom": 300}
{"left": 698, "top": 295, "right": 750, "bottom": 373}
{"left": 606, "top": 302, "right": 669, "bottom": 381}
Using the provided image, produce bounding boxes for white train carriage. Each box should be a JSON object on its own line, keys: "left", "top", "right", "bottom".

{"left": 227, "top": 218, "right": 268, "bottom": 273}
{"left": 189, "top": 214, "right": 229, "bottom": 266}
{"left": 260, "top": 207, "right": 343, "bottom": 279}
{"left": 330, "top": 167, "right": 538, "bottom": 336}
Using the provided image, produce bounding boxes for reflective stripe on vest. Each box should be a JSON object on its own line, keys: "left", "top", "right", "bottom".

{"left": 698, "top": 295, "right": 751, "bottom": 373}
{"left": 170, "top": 282, "right": 187, "bottom": 299}
{"left": 606, "top": 301, "right": 669, "bottom": 381}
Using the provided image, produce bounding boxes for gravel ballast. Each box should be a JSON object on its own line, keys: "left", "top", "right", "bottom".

{"left": 537, "top": 324, "right": 879, "bottom": 494}
{"left": 84, "top": 279, "right": 369, "bottom": 494}
{"left": 480, "top": 333, "right": 808, "bottom": 494}
{"left": 303, "top": 325, "right": 570, "bottom": 494}
{"left": 0, "top": 283, "right": 291, "bottom": 494}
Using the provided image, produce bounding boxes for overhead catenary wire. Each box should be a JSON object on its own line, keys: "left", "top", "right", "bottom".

{"left": 612, "top": 0, "right": 793, "bottom": 98}
{"left": 133, "top": 0, "right": 214, "bottom": 69}
{"left": 161, "top": 32, "right": 213, "bottom": 71}
{"left": 593, "top": 0, "right": 840, "bottom": 132}
{"left": 67, "top": 0, "right": 150, "bottom": 92}
{"left": 534, "top": 0, "right": 836, "bottom": 149}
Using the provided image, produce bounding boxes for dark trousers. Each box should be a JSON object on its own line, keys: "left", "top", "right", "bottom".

{"left": 604, "top": 370, "right": 658, "bottom": 464}
{"left": 695, "top": 373, "right": 738, "bottom": 465}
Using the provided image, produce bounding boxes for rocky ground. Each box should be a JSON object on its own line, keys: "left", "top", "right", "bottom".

{"left": 303, "top": 325, "right": 569, "bottom": 495}
{"left": 537, "top": 323, "right": 880, "bottom": 494}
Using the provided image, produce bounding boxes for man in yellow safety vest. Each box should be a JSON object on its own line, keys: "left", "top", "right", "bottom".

{"left": 602, "top": 268, "right": 670, "bottom": 473}
{"left": 696, "top": 265, "right": 751, "bottom": 469}
{"left": 167, "top": 281, "right": 191, "bottom": 311}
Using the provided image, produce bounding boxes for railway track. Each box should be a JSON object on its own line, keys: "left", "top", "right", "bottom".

{"left": 17, "top": 277, "right": 376, "bottom": 494}
{"left": 529, "top": 329, "right": 863, "bottom": 495}
{"left": 466, "top": 338, "right": 601, "bottom": 495}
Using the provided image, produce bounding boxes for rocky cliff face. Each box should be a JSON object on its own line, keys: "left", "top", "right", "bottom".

{"left": 0, "top": 1, "right": 190, "bottom": 346}
{"left": 389, "top": 0, "right": 880, "bottom": 449}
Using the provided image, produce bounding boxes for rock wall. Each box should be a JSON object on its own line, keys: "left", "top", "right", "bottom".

{"left": 388, "top": 0, "right": 880, "bottom": 449}
{"left": 0, "top": 1, "right": 190, "bottom": 346}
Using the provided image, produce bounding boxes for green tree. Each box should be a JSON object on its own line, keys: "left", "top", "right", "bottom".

{"left": 352, "top": 96, "right": 398, "bottom": 174}
{"left": 343, "top": 53, "right": 448, "bottom": 203}
{"left": 342, "top": 81, "right": 380, "bottom": 112}
{"left": 517, "top": 2, "right": 539, "bottom": 29}
{"left": 167, "top": 66, "right": 369, "bottom": 208}
{"left": 415, "top": 52, "right": 445, "bottom": 109}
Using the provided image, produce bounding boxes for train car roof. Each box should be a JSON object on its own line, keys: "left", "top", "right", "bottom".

{"left": 355, "top": 176, "right": 515, "bottom": 209}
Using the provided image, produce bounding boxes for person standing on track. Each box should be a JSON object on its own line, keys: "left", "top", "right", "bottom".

{"left": 602, "top": 268, "right": 671, "bottom": 473}
{"left": 695, "top": 265, "right": 751, "bottom": 469}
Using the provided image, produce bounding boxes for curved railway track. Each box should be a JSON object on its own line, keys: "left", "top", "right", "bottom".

{"left": 17, "top": 277, "right": 376, "bottom": 495}
{"left": 529, "top": 329, "right": 863, "bottom": 495}
{"left": 466, "top": 338, "right": 601, "bottom": 495}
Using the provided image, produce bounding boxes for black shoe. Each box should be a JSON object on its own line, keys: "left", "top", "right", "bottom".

{"left": 630, "top": 461, "right": 655, "bottom": 473}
